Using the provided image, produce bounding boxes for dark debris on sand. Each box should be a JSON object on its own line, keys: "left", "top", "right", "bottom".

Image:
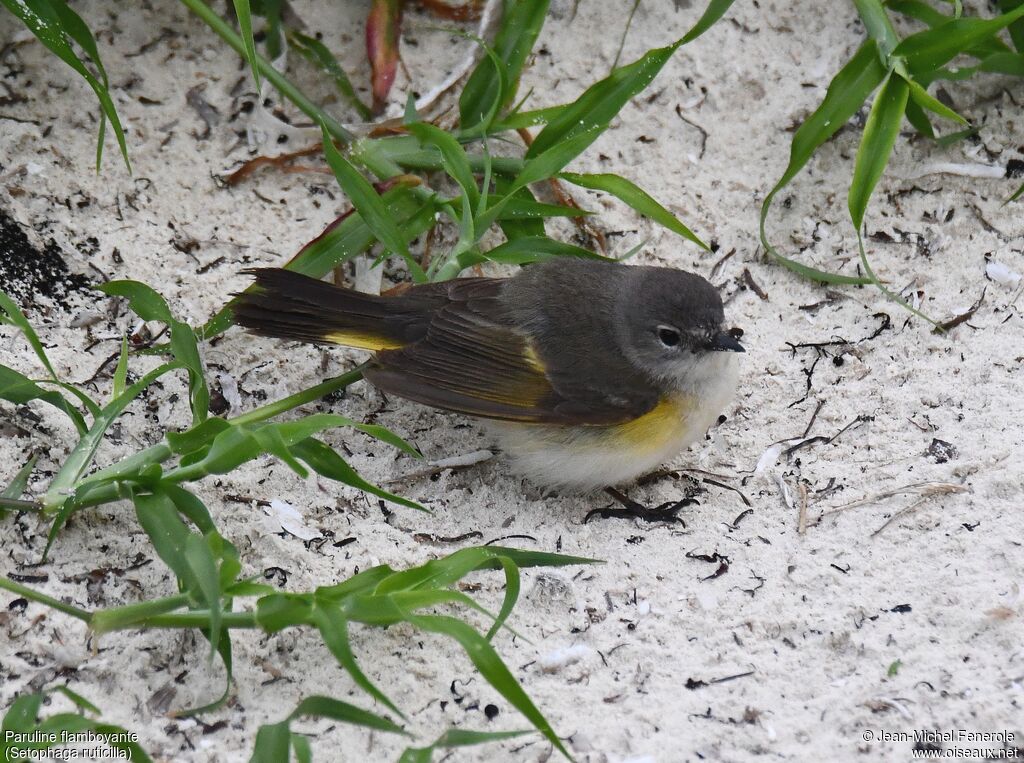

{"left": 0, "top": 209, "right": 91, "bottom": 308}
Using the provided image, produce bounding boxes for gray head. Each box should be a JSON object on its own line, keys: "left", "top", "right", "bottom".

{"left": 616, "top": 266, "right": 744, "bottom": 383}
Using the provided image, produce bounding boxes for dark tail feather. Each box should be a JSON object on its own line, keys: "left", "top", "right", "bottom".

{"left": 231, "top": 268, "right": 435, "bottom": 350}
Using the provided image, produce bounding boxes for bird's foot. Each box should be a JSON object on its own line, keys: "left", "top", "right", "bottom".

{"left": 584, "top": 487, "right": 696, "bottom": 525}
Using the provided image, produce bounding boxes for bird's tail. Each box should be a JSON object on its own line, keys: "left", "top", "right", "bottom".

{"left": 231, "top": 268, "right": 433, "bottom": 351}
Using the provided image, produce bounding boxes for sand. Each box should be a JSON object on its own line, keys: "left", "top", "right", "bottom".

{"left": 2, "top": 1, "right": 1023, "bottom": 761}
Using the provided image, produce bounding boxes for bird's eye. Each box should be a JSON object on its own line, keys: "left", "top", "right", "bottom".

{"left": 657, "top": 326, "right": 681, "bottom": 347}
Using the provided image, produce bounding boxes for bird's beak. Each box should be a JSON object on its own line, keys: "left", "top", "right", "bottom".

{"left": 709, "top": 331, "right": 745, "bottom": 353}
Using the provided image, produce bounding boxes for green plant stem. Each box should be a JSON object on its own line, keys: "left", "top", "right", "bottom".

{"left": 852, "top": 0, "right": 900, "bottom": 60}
{"left": 90, "top": 593, "right": 194, "bottom": 633}
{"left": 177, "top": 0, "right": 353, "bottom": 144}
{"left": 133, "top": 610, "right": 259, "bottom": 630}
{"left": 0, "top": 577, "right": 91, "bottom": 621}
{"left": 58, "top": 367, "right": 370, "bottom": 510}
{"left": 231, "top": 365, "right": 367, "bottom": 425}
{"left": 82, "top": 443, "right": 174, "bottom": 486}
{"left": 0, "top": 497, "right": 40, "bottom": 511}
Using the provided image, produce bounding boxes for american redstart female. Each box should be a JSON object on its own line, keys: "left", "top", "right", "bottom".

{"left": 232, "top": 259, "right": 743, "bottom": 491}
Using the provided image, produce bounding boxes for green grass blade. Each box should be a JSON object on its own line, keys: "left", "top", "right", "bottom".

{"left": 44, "top": 361, "right": 180, "bottom": 511}
{"left": 0, "top": 290, "right": 62, "bottom": 382}
{"left": 482, "top": 195, "right": 591, "bottom": 219}
{"left": 762, "top": 41, "right": 886, "bottom": 211}
{"left": 560, "top": 171, "right": 708, "bottom": 249}
{"left": 112, "top": 335, "right": 129, "bottom": 400}
{"left": 250, "top": 721, "right": 291, "bottom": 763}
{"left": 903, "top": 95, "right": 935, "bottom": 138}
{"left": 2, "top": 455, "right": 36, "bottom": 505}
{"left": 407, "top": 122, "right": 480, "bottom": 211}
{"left": 894, "top": 4, "right": 1024, "bottom": 76}
{"left": 0, "top": 0, "right": 130, "bottom": 170}
{"left": 759, "top": 40, "right": 884, "bottom": 285}
{"left": 0, "top": 364, "right": 88, "bottom": 435}
{"left": 266, "top": 413, "right": 420, "bottom": 458}
{"left": 460, "top": 0, "right": 549, "bottom": 131}
{"left": 852, "top": 0, "right": 900, "bottom": 60}
{"left": 905, "top": 77, "right": 968, "bottom": 125}
{"left": 681, "top": 0, "right": 739, "bottom": 43}
{"left": 290, "top": 437, "right": 425, "bottom": 511}
{"left": 321, "top": 127, "right": 427, "bottom": 282}
{"left": 287, "top": 31, "right": 372, "bottom": 120}
{"left": 999, "top": 0, "right": 1024, "bottom": 51}
{"left": 253, "top": 425, "right": 309, "bottom": 478}
{"left": 477, "top": 128, "right": 602, "bottom": 231}
{"left": 98, "top": 281, "right": 209, "bottom": 424}
{"left": 177, "top": 630, "right": 234, "bottom": 717}
{"left": 133, "top": 490, "right": 204, "bottom": 604}
{"left": 49, "top": 686, "right": 101, "bottom": 715}
{"left": 409, "top": 614, "right": 569, "bottom": 759}
{"left": 232, "top": 0, "right": 261, "bottom": 90}
{"left": 475, "top": 547, "right": 600, "bottom": 569}
{"left": 849, "top": 74, "right": 910, "bottom": 229}
{"left": 479, "top": 235, "right": 606, "bottom": 266}
{"left": 2, "top": 693, "right": 43, "bottom": 731}
{"left": 184, "top": 532, "right": 223, "bottom": 657}
{"left": 162, "top": 483, "right": 217, "bottom": 535}
{"left": 311, "top": 604, "right": 404, "bottom": 718}
{"left": 486, "top": 556, "right": 520, "bottom": 641}
{"left": 527, "top": 41, "right": 681, "bottom": 158}
{"left": 488, "top": 104, "right": 565, "bottom": 132}
{"left": 292, "top": 734, "right": 312, "bottom": 763}
{"left": 400, "top": 730, "right": 531, "bottom": 762}
{"left": 289, "top": 695, "right": 407, "bottom": 735}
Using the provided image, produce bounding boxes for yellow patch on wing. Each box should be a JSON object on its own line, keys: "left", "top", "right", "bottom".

{"left": 522, "top": 341, "right": 547, "bottom": 373}
{"left": 608, "top": 394, "right": 695, "bottom": 453}
{"left": 322, "top": 331, "right": 405, "bottom": 351}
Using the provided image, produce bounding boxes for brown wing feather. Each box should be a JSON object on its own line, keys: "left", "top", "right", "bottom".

{"left": 365, "top": 280, "right": 657, "bottom": 425}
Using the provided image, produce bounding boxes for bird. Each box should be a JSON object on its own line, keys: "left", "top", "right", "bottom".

{"left": 232, "top": 258, "right": 743, "bottom": 503}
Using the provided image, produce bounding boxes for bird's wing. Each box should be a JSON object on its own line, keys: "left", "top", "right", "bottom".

{"left": 365, "top": 280, "right": 658, "bottom": 424}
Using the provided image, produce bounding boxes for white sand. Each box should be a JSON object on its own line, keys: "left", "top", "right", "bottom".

{"left": 2, "top": 1, "right": 1023, "bottom": 761}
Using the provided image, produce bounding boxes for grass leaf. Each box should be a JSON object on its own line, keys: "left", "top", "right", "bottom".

{"left": 905, "top": 77, "right": 968, "bottom": 125}
{"left": 460, "top": 0, "right": 549, "bottom": 131}
{"left": 311, "top": 603, "right": 405, "bottom": 718}
{"left": 408, "top": 614, "right": 569, "bottom": 759}
{"left": 288, "top": 30, "right": 371, "bottom": 120}
{"left": 290, "top": 437, "right": 426, "bottom": 511}
{"left": 478, "top": 235, "right": 606, "bottom": 266}
{"left": 527, "top": 41, "right": 682, "bottom": 158}
{"left": 0, "top": 0, "right": 130, "bottom": 170}
{"left": 99, "top": 281, "right": 209, "bottom": 424}
{"left": 681, "top": 0, "right": 739, "bottom": 44}
{"left": 0, "top": 364, "right": 88, "bottom": 435}
{"left": 760, "top": 41, "right": 885, "bottom": 284}
{"left": 849, "top": 74, "right": 910, "bottom": 229}
{"left": 400, "top": 729, "right": 531, "bottom": 763}
{"left": 894, "top": 4, "right": 1024, "bottom": 76}
{"left": 321, "top": 127, "right": 427, "bottom": 282}
{"left": 43, "top": 361, "right": 181, "bottom": 514}
{"left": 0, "top": 290, "right": 63, "bottom": 384}
{"left": 560, "top": 171, "right": 708, "bottom": 249}
{"left": 232, "top": 0, "right": 261, "bottom": 90}
{"left": 289, "top": 695, "right": 407, "bottom": 735}
{"left": 1, "top": 455, "right": 37, "bottom": 516}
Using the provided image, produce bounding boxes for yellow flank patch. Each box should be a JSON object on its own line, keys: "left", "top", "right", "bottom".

{"left": 322, "top": 331, "right": 405, "bottom": 351}
{"left": 609, "top": 394, "right": 695, "bottom": 452}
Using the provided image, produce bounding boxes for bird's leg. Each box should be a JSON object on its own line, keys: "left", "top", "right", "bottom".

{"left": 583, "top": 487, "right": 696, "bottom": 525}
